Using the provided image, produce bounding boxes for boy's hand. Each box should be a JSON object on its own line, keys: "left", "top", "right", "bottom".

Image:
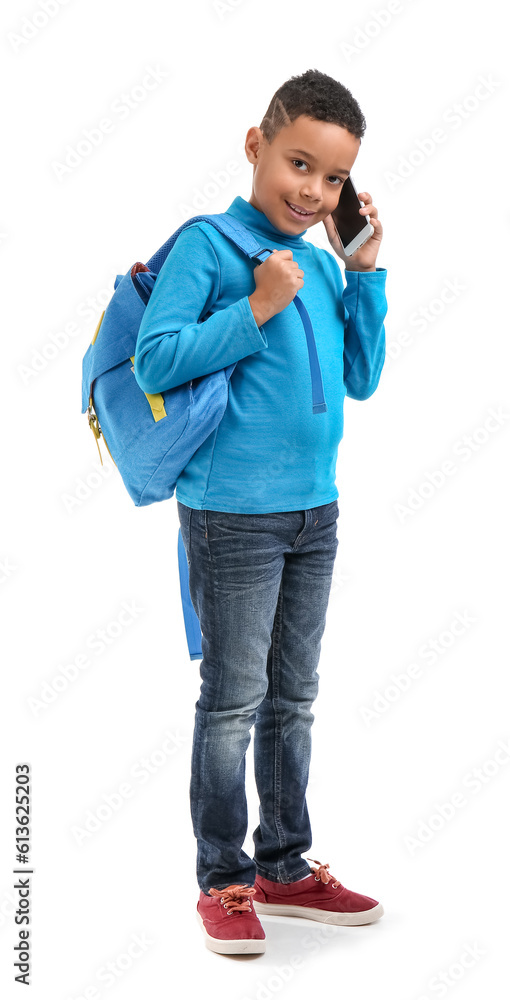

{"left": 249, "top": 248, "right": 304, "bottom": 325}
{"left": 323, "top": 191, "right": 383, "bottom": 271}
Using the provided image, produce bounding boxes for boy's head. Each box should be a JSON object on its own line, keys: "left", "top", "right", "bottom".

{"left": 245, "top": 69, "right": 365, "bottom": 235}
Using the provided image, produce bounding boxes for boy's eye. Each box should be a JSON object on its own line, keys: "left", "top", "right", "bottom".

{"left": 291, "top": 158, "right": 343, "bottom": 185}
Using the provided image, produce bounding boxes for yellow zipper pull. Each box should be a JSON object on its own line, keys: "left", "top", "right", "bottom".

{"left": 87, "top": 398, "right": 104, "bottom": 466}
{"left": 86, "top": 396, "right": 117, "bottom": 468}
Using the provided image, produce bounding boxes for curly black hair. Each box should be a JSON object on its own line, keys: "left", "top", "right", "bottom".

{"left": 259, "top": 68, "right": 366, "bottom": 143}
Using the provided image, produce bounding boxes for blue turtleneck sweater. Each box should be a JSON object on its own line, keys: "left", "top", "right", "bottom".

{"left": 134, "top": 195, "right": 387, "bottom": 513}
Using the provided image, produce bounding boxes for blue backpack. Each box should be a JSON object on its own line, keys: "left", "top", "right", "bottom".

{"left": 81, "top": 212, "right": 327, "bottom": 660}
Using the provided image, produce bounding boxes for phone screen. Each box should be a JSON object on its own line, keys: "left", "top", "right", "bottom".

{"left": 331, "top": 176, "right": 367, "bottom": 248}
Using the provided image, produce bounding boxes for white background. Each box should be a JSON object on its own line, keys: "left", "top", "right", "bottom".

{"left": 1, "top": 0, "right": 509, "bottom": 996}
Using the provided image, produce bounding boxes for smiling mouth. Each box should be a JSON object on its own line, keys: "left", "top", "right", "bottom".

{"left": 285, "top": 200, "right": 315, "bottom": 217}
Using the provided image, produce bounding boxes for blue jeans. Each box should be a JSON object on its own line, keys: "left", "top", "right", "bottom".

{"left": 176, "top": 499, "right": 339, "bottom": 894}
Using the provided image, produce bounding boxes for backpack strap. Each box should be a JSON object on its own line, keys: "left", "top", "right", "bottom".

{"left": 146, "top": 214, "right": 327, "bottom": 415}
{"left": 177, "top": 529, "right": 203, "bottom": 660}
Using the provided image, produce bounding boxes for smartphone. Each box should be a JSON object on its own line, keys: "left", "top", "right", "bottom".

{"left": 331, "top": 176, "right": 373, "bottom": 256}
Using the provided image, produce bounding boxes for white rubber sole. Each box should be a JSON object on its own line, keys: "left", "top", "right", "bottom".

{"left": 196, "top": 911, "right": 266, "bottom": 954}
{"left": 252, "top": 900, "right": 384, "bottom": 926}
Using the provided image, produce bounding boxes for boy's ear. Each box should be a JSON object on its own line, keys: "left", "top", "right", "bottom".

{"left": 245, "top": 126, "right": 267, "bottom": 165}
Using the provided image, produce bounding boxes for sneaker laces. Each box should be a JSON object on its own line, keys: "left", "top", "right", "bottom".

{"left": 208, "top": 884, "right": 256, "bottom": 915}
{"left": 307, "top": 858, "right": 343, "bottom": 889}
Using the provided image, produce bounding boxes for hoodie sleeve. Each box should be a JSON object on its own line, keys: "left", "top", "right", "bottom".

{"left": 134, "top": 223, "right": 268, "bottom": 395}
{"left": 341, "top": 267, "right": 388, "bottom": 401}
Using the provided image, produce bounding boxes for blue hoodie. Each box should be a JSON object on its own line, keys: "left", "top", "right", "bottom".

{"left": 134, "top": 195, "right": 387, "bottom": 513}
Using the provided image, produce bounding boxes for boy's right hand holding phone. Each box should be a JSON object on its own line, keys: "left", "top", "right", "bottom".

{"left": 249, "top": 249, "right": 304, "bottom": 327}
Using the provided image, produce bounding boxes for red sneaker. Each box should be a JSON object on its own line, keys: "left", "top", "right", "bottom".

{"left": 196, "top": 883, "right": 266, "bottom": 954}
{"left": 252, "top": 858, "right": 384, "bottom": 926}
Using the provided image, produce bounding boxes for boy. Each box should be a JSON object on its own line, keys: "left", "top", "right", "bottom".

{"left": 134, "top": 68, "right": 387, "bottom": 956}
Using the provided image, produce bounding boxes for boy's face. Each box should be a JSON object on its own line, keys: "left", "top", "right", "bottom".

{"left": 245, "top": 114, "right": 360, "bottom": 235}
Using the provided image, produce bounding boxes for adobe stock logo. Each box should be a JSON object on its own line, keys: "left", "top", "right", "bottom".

{"left": 415, "top": 942, "right": 487, "bottom": 999}
{"left": 71, "top": 729, "right": 190, "bottom": 846}
{"left": 8, "top": 0, "right": 72, "bottom": 54}
{"left": 27, "top": 600, "right": 145, "bottom": 717}
{"left": 385, "top": 277, "right": 466, "bottom": 363}
{"left": 384, "top": 74, "right": 501, "bottom": 192}
{"left": 339, "top": 2, "right": 405, "bottom": 63}
{"left": 61, "top": 459, "right": 114, "bottom": 513}
{"left": 394, "top": 406, "right": 509, "bottom": 522}
{"left": 359, "top": 609, "right": 476, "bottom": 726}
{"left": 0, "top": 556, "right": 17, "bottom": 586}
{"left": 51, "top": 66, "right": 169, "bottom": 181}
{"left": 404, "top": 738, "right": 510, "bottom": 856}
{"left": 213, "top": 0, "right": 251, "bottom": 19}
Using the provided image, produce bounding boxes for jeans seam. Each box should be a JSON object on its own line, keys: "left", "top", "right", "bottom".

{"left": 292, "top": 509, "right": 311, "bottom": 550}
{"left": 271, "top": 583, "right": 288, "bottom": 880}
{"left": 202, "top": 509, "right": 212, "bottom": 562}
{"left": 187, "top": 504, "right": 193, "bottom": 567}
